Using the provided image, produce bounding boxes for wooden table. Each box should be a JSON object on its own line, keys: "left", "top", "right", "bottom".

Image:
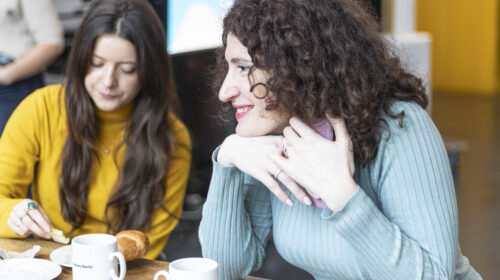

{"left": 0, "top": 238, "right": 266, "bottom": 280}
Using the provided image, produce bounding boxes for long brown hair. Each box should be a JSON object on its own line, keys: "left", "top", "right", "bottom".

{"left": 60, "top": 0, "right": 178, "bottom": 233}
{"left": 215, "top": 0, "right": 428, "bottom": 165}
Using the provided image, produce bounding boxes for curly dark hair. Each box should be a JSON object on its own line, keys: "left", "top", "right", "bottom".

{"left": 215, "top": 0, "right": 428, "bottom": 165}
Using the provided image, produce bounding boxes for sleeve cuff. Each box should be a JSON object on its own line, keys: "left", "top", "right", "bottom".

{"left": 212, "top": 145, "right": 236, "bottom": 168}
{"left": 320, "top": 186, "right": 397, "bottom": 249}
{"left": 321, "top": 186, "right": 362, "bottom": 219}
{"left": 208, "top": 146, "right": 245, "bottom": 198}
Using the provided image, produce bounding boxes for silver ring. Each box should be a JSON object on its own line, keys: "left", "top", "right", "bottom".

{"left": 273, "top": 169, "right": 283, "bottom": 180}
{"left": 19, "top": 212, "right": 28, "bottom": 222}
{"left": 282, "top": 143, "right": 288, "bottom": 157}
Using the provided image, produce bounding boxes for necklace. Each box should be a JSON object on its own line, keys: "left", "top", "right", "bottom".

{"left": 101, "top": 132, "right": 125, "bottom": 155}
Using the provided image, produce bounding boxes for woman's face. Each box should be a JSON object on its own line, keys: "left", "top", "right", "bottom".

{"left": 219, "top": 33, "right": 290, "bottom": 137}
{"left": 84, "top": 34, "right": 141, "bottom": 112}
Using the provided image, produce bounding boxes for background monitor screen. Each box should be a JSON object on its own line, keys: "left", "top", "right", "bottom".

{"left": 167, "top": 0, "right": 234, "bottom": 54}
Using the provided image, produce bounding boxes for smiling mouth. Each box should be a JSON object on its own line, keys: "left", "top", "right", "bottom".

{"left": 236, "top": 107, "right": 251, "bottom": 113}
{"left": 100, "top": 92, "right": 117, "bottom": 99}
{"left": 234, "top": 105, "right": 253, "bottom": 119}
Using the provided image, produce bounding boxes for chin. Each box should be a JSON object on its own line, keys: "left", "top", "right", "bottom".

{"left": 235, "top": 124, "right": 269, "bottom": 137}
{"left": 235, "top": 129, "right": 254, "bottom": 137}
{"left": 96, "top": 104, "right": 118, "bottom": 112}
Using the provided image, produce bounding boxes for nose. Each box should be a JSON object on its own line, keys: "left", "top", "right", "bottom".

{"left": 103, "top": 65, "right": 117, "bottom": 89}
{"left": 219, "top": 75, "right": 240, "bottom": 102}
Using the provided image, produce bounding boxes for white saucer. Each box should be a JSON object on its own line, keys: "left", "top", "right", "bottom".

{"left": 0, "top": 258, "right": 62, "bottom": 280}
{"left": 50, "top": 245, "right": 72, "bottom": 268}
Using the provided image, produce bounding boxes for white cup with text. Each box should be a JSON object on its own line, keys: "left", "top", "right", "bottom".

{"left": 154, "top": 257, "right": 218, "bottom": 280}
{"left": 72, "top": 233, "right": 126, "bottom": 280}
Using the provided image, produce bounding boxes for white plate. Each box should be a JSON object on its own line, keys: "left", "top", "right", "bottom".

{"left": 50, "top": 245, "right": 72, "bottom": 267}
{"left": 0, "top": 258, "right": 62, "bottom": 280}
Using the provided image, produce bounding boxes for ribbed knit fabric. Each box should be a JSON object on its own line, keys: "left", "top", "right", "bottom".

{"left": 199, "top": 101, "right": 481, "bottom": 280}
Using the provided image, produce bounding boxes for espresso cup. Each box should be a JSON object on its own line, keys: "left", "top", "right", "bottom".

{"left": 154, "top": 258, "right": 218, "bottom": 280}
{"left": 72, "top": 233, "right": 126, "bottom": 280}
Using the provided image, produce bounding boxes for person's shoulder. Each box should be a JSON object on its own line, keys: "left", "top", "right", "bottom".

{"left": 378, "top": 100, "right": 433, "bottom": 138}
{"left": 382, "top": 101, "right": 429, "bottom": 126}
{"left": 28, "top": 83, "right": 64, "bottom": 101}
{"left": 3, "top": 84, "right": 65, "bottom": 137}
{"left": 366, "top": 101, "right": 444, "bottom": 185}
{"left": 17, "top": 84, "right": 64, "bottom": 112}
{"left": 376, "top": 100, "right": 440, "bottom": 154}
{"left": 23, "top": 0, "right": 59, "bottom": 15}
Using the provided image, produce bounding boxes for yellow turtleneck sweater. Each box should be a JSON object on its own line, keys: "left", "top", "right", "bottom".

{"left": 0, "top": 84, "right": 191, "bottom": 259}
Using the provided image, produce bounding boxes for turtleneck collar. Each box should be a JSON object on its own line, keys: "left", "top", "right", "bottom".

{"left": 95, "top": 102, "right": 133, "bottom": 123}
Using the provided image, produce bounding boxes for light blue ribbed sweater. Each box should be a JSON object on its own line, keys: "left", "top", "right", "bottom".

{"left": 199, "top": 102, "right": 481, "bottom": 280}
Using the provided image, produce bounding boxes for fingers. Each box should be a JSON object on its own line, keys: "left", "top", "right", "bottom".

{"left": 218, "top": 134, "right": 284, "bottom": 166}
{"left": 275, "top": 172, "right": 312, "bottom": 206}
{"left": 222, "top": 134, "right": 310, "bottom": 207}
{"left": 282, "top": 126, "right": 300, "bottom": 146}
{"left": 22, "top": 214, "right": 51, "bottom": 239}
{"left": 7, "top": 215, "right": 29, "bottom": 237}
{"left": 270, "top": 154, "right": 314, "bottom": 206}
{"left": 288, "top": 117, "right": 317, "bottom": 139}
{"left": 254, "top": 172, "right": 294, "bottom": 207}
{"left": 288, "top": 115, "right": 350, "bottom": 146}
{"left": 27, "top": 208, "right": 52, "bottom": 234}
{"left": 31, "top": 201, "right": 53, "bottom": 232}
{"left": 8, "top": 209, "right": 31, "bottom": 237}
{"left": 326, "top": 116, "right": 350, "bottom": 145}
{"left": 252, "top": 164, "right": 311, "bottom": 207}
{"left": 8, "top": 200, "right": 52, "bottom": 239}
{"left": 305, "top": 189, "right": 320, "bottom": 199}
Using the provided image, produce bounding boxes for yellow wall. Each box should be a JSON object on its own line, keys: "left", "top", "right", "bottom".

{"left": 417, "top": 0, "right": 499, "bottom": 96}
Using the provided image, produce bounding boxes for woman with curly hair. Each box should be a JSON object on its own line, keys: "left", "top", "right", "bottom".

{"left": 0, "top": 0, "right": 191, "bottom": 259}
{"left": 199, "top": 0, "right": 480, "bottom": 279}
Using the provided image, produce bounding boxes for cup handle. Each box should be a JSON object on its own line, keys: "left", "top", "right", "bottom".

{"left": 154, "top": 270, "right": 170, "bottom": 280}
{"left": 109, "top": 251, "right": 127, "bottom": 280}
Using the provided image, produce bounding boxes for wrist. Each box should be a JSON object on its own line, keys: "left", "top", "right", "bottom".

{"left": 217, "top": 135, "right": 236, "bottom": 166}
{"left": 324, "top": 179, "right": 359, "bottom": 211}
{"left": 0, "top": 66, "right": 14, "bottom": 85}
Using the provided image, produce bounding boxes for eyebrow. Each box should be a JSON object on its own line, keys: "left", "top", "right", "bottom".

{"left": 229, "top": 57, "right": 252, "bottom": 64}
{"left": 93, "top": 54, "right": 136, "bottom": 64}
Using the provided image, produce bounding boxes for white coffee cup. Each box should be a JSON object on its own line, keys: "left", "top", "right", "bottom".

{"left": 72, "top": 233, "right": 126, "bottom": 280}
{"left": 154, "top": 257, "right": 218, "bottom": 280}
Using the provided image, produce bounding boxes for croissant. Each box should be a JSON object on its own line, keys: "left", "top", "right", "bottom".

{"left": 115, "top": 230, "right": 150, "bottom": 261}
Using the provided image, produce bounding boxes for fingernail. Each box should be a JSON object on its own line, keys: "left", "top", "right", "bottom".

{"left": 303, "top": 196, "right": 312, "bottom": 205}
{"left": 285, "top": 199, "right": 293, "bottom": 207}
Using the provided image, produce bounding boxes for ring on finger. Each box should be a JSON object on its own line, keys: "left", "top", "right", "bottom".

{"left": 27, "top": 202, "right": 36, "bottom": 211}
{"left": 19, "top": 212, "right": 28, "bottom": 223}
{"left": 282, "top": 143, "right": 288, "bottom": 158}
{"left": 273, "top": 168, "right": 283, "bottom": 180}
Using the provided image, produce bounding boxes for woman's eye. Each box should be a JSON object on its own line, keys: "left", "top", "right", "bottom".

{"left": 90, "top": 61, "right": 103, "bottom": 67}
{"left": 121, "top": 67, "right": 136, "bottom": 74}
{"left": 238, "top": 65, "right": 250, "bottom": 72}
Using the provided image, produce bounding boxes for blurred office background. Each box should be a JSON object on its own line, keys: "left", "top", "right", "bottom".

{"left": 46, "top": 0, "right": 499, "bottom": 279}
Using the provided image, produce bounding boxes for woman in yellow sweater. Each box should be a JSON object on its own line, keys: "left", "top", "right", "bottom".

{"left": 0, "top": 0, "right": 191, "bottom": 259}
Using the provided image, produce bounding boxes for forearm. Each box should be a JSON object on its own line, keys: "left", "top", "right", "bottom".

{"left": 0, "top": 43, "right": 63, "bottom": 85}
{"left": 0, "top": 90, "right": 44, "bottom": 237}
{"left": 326, "top": 188, "right": 454, "bottom": 279}
{"left": 145, "top": 214, "right": 178, "bottom": 259}
{"left": 199, "top": 157, "right": 271, "bottom": 280}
